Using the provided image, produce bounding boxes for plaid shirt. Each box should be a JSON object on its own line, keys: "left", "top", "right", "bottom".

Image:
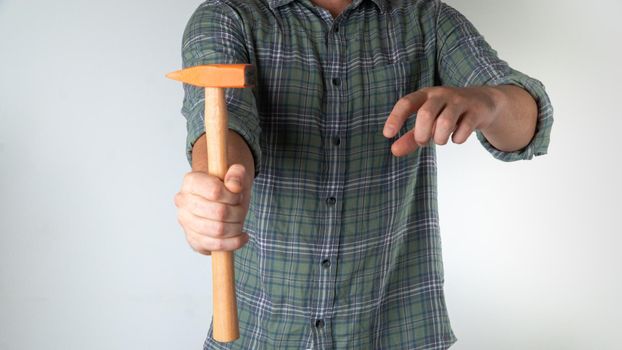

{"left": 178, "top": 0, "right": 553, "bottom": 348}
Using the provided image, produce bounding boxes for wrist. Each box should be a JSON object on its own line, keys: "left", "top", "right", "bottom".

{"left": 477, "top": 85, "right": 508, "bottom": 134}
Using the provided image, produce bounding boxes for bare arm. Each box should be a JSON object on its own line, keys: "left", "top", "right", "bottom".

{"left": 191, "top": 131, "right": 255, "bottom": 195}
{"left": 477, "top": 85, "right": 537, "bottom": 153}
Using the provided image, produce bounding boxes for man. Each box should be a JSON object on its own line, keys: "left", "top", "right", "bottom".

{"left": 173, "top": 0, "right": 553, "bottom": 348}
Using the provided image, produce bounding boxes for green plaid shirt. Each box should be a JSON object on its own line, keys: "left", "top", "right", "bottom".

{"left": 178, "top": 0, "right": 553, "bottom": 348}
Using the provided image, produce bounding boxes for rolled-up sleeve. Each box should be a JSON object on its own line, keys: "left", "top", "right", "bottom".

{"left": 180, "top": 0, "right": 261, "bottom": 172}
{"left": 436, "top": 2, "right": 553, "bottom": 161}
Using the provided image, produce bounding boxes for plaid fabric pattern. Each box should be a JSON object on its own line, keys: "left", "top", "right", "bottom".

{"left": 177, "top": 0, "right": 553, "bottom": 348}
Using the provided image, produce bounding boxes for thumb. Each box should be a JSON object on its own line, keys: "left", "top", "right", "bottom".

{"left": 224, "top": 164, "right": 246, "bottom": 194}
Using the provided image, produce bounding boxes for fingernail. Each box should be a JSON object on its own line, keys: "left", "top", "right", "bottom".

{"left": 227, "top": 177, "right": 241, "bottom": 186}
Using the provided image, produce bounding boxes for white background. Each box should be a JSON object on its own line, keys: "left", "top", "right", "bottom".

{"left": 1, "top": 0, "right": 620, "bottom": 349}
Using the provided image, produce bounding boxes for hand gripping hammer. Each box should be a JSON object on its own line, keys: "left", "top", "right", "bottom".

{"left": 167, "top": 64, "right": 255, "bottom": 343}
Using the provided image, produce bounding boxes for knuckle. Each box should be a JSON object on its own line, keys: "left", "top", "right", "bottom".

{"left": 189, "top": 241, "right": 200, "bottom": 253}
{"left": 414, "top": 134, "right": 429, "bottom": 145}
{"left": 207, "top": 182, "right": 222, "bottom": 200}
{"left": 236, "top": 235, "right": 249, "bottom": 249}
{"left": 178, "top": 195, "right": 193, "bottom": 212}
{"left": 428, "top": 87, "right": 445, "bottom": 97}
{"left": 450, "top": 93, "right": 464, "bottom": 105}
{"left": 230, "top": 206, "right": 243, "bottom": 221}
{"left": 437, "top": 118, "right": 454, "bottom": 131}
{"left": 222, "top": 204, "right": 231, "bottom": 219}
{"left": 198, "top": 237, "right": 214, "bottom": 253}
{"left": 435, "top": 134, "right": 448, "bottom": 145}
{"left": 194, "top": 219, "right": 207, "bottom": 234}
{"left": 205, "top": 219, "right": 221, "bottom": 236}
{"left": 188, "top": 241, "right": 199, "bottom": 253}
{"left": 417, "top": 110, "right": 431, "bottom": 121}
{"left": 214, "top": 204, "right": 228, "bottom": 220}
{"left": 177, "top": 210, "right": 189, "bottom": 226}
{"left": 186, "top": 236, "right": 200, "bottom": 252}
{"left": 212, "top": 222, "right": 226, "bottom": 237}
{"left": 209, "top": 238, "right": 225, "bottom": 251}
{"left": 461, "top": 118, "right": 475, "bottom": 131}
{"left": 442, "top": 86, "right": 455, "bottom": 94}
{"left": 232, "top": 241, "right": 243, "bottom": 250}
{"left": 421, "top": 87, "right": 434, "bottom": 97}
{"left": 400, "top": 97, "right": 414, "bottom": 110}
{"left": 183, "top": 172, "right": 195, "bottom": 187}
{"left": 470, "top": 104, "right": 483, "bottom": 115}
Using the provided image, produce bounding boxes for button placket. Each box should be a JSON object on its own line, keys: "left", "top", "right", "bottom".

{"left": 314, "top": 16, "right": 348, "bottom": 349}
{"left": 321, "top": 259, "right": 331, "bottom": 268}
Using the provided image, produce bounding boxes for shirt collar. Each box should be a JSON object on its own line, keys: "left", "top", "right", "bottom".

{"left": 368, "top": 0, "right": 388, "bottom": 13}
{"left": 268, "top": 0, "right": 296, "bottom": 9}
{"left": 268, "top": 0, "right": 388, "bottom": 14}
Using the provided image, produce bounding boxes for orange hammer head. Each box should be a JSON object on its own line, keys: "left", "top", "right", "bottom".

{"left": 166, "top": 64, "right": 255, "bottom": 88}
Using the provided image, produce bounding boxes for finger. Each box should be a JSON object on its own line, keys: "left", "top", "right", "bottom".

{"left": 178, "top": 197, "right": 245, "bottom": 223}
{"left": 390, "top": 129, "right": 419, "bottom": 157}
{"left": 178, "top": 209, "right": 244, "bottom": 238}
{"left": 224, "top": 164, "right": 246, "bottom": 194}
{"left": 187, "top": 230, "right": 250, "bottom": 252}
{"left": 384, "top": 90, "right": 428, "bottom": 138}
{"left": 451, "top": 114, "right": 477, "bottom": 144}
{"left": 181, "top": 172, "right": 241, "bottom": 205}
{"left": 185, "top": 229, "right": 211, "bottom": 255}
{"left": 433, "top": 105, "right": 463, "bottom": 145}
{"left": 414, "top": 98, "right": 446, "bottom": 146}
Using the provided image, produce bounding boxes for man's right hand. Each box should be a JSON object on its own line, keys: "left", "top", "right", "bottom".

{"left": 174, "top": 165, "right": 251, "bottom": 255}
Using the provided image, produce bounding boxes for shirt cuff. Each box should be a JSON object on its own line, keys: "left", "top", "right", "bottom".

{"left": 476, "top": 69, "right": 554, "bottom": 162}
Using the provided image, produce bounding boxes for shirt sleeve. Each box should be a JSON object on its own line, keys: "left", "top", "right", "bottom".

{"left": 435, "top": 2, "right": 553, "bottom": 161}
{"left": 180, "top": 1, "right": 261, "bottom": 172}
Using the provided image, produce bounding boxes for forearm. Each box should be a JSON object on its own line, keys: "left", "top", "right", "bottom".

{"left": 479, "top": 85, "right": 538, "bottom": 152}
{"left": 191, "top": 131, "right": 256, "bottom": 193}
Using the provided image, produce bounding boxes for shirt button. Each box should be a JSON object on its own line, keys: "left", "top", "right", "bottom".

{"left": 321, "top": 259, "right": 331, "bottom": 268}
{"left": 326, "top": 197, "right": 336, "bottom": 206}
{"left": 334, "top": 26, "right": 339, "bottom": 33}
{"left": 332, "top": 136, "right": 341, "bottom": 146}
{"left": 332, "top": 78, "right": 341, "bottom": 86}
{"left": 315, "top": 319, "right": 325, "bottom": 329}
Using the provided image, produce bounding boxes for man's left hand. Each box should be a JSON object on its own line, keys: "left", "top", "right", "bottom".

{"left": 383, "top": 86, "right": 503, "bottom": 157}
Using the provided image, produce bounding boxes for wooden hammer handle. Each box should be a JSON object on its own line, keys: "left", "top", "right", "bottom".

{"left": 204, "top": 87, "right": 240, "bottom": 342}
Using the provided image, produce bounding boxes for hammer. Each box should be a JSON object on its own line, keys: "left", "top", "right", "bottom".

{"left": 167, "top": 64, "right": 255, "bottom": 342}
